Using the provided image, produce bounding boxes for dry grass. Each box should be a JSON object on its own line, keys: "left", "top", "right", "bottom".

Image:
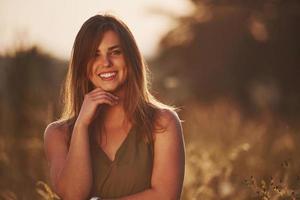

{"left": 181, "top": 99, "right": 300, "bottom": 200}
{"left": 0, "top": 100, "right": 300, "bottom": 199}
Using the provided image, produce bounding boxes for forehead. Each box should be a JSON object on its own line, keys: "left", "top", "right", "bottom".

{"left": 97, "top": 30, "right": 121, "bottom": 50}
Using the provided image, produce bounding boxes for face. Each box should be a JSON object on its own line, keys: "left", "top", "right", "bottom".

{"left": 88, "top": 30, "right": 128, "bottom": 93}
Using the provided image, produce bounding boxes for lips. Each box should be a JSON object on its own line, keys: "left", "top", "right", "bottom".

{"left": 98, "top": 71, "right": 117, "bottom": 81}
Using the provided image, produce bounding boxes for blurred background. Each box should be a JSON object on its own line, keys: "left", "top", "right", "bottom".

{"left": 1, "top": 0, "right": 300, "bottom": 199}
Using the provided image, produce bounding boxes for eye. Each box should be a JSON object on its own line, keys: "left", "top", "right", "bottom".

{"left": 111, "top": 49, "right": 122, "bottom": 56}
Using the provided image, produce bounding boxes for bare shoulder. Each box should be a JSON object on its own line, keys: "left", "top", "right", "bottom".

{"left": 44, "top": 120, "right": 70, "bottom": 144}
{"left": 154, "top": 108, "right": 182, "bottom": 135}
{"left": 155, "top": 108, "right": 181, "bottom": 127}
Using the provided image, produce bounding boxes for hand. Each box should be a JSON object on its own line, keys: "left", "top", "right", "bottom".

{"left": 75, "top": 88, "right": 118, "bottom": 128}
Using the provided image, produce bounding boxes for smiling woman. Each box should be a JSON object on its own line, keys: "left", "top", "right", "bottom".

{"left": 88, "top": 31, "right": 128, "bottom": 92}
{"left": 43, "top": 14, "right": 185, "bottom": 200}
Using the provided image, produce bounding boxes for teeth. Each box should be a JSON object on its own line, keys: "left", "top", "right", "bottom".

{"left": 99, "top": 72, "right": 116, "bottom": 78}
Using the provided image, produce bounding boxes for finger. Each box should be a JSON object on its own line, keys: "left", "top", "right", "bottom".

{"left": 91, "top": 93, "right": 117, "bottom": 102}
{"left": 90, "top": 90, "right": 119, "bottom": 100}
{"left": 93, "top": 97, "right": 116, "bottom": 106}
{"left": 92, "top": 95, "right": 117, "bottom": 104}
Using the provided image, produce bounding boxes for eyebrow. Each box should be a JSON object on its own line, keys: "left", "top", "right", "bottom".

{"left": 96, "top": 45, "right": 121, "bottom": 52}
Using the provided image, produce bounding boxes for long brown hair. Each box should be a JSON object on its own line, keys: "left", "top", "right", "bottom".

{"left": 60, "top": 14, "right": 174, "bottom": 148}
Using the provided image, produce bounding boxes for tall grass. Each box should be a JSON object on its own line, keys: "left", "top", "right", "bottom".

{"left": 1, "top": 99, "right": 299, "bottom": 199}
{"left": 181, "top": 100, "right": 300, "bottom": 200}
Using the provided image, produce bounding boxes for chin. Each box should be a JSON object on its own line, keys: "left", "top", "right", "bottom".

{"left": 102, "top": 84, "right": 121, "bottom": 92}
{"left": 97, "top": 85, "right": 115, "bottom": 91}
{"left": 105, "top": 82, "right": 126, "bottom": 93}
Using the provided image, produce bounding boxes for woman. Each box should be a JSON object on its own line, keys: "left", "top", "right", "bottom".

{"left": 44, "top": 14, "right": 185, "bottom": 200}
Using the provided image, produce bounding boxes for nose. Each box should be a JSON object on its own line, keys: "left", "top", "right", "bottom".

{"left": 101, "top": 55, "right": 111, "bottom": 67}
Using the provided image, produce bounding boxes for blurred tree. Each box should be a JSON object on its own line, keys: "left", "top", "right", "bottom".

{"left": 149, "top": 2, "right": 300, "bottom": 198}
{"left": 0, "top": 46, "right": 67, "bottom": 198}
{"left": 151, "top": 0, "right": 300, "bottom": 124}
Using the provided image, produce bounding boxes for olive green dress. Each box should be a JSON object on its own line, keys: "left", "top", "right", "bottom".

{"left": 89, "top": 126, "right": 154, "bottom": 199}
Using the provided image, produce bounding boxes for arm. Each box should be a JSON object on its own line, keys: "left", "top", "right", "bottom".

{"left": 44, "top": 88, "right": 118, "bottom": 200}
{"left": 105, "top": 109, "right": 185, "bottom": 200}
{"left": 44, "top": 122, "right": 92, "bottom": 200}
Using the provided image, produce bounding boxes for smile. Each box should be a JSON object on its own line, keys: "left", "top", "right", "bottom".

{"left": 98, "top": 71, "right": 117, "bottom": 80}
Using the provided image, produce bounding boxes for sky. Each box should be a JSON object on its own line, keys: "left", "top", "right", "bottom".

{"left": 0, "top": 0, "right": 193, "bottom": 59}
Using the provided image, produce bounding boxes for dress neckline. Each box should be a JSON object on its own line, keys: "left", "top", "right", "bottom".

{"left": 95, "top": 125, "right": 136, "bottom": 164}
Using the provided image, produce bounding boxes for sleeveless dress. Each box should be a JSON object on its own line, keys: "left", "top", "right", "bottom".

{"left": 89, "top": 126, "right": 154, "bottom": 199}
